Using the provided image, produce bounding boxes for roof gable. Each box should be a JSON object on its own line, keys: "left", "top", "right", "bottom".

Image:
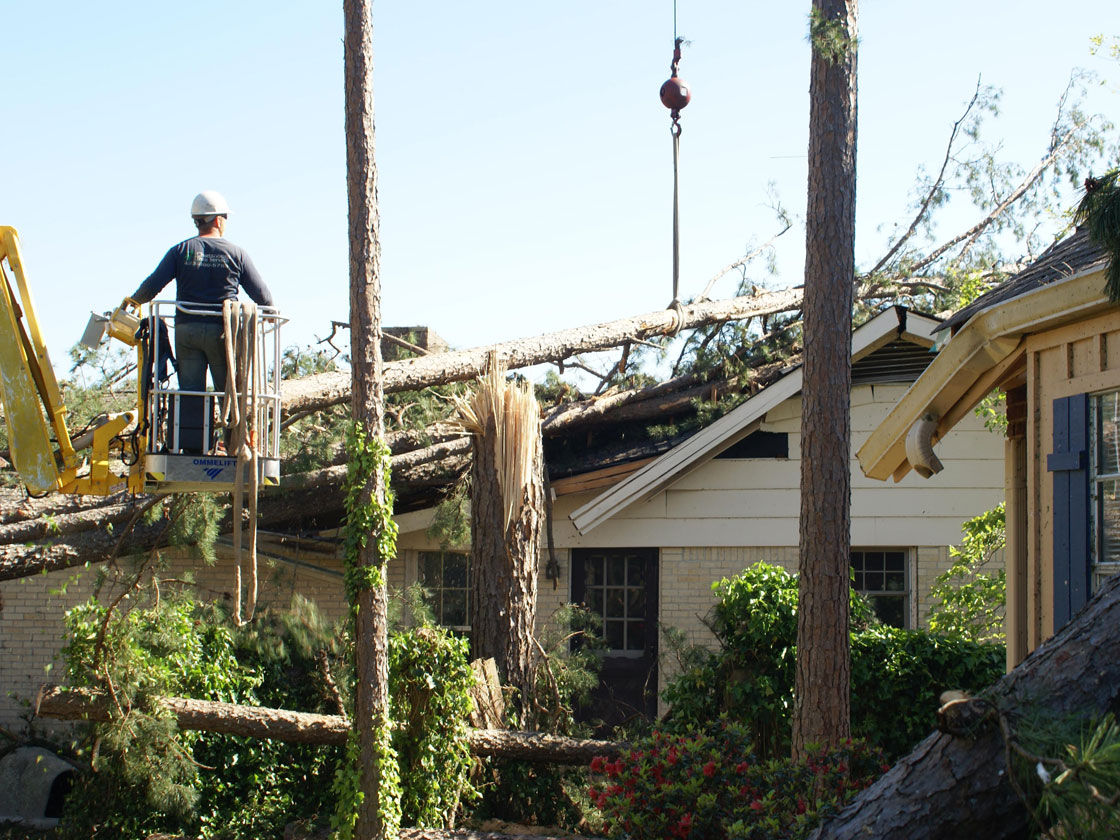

{"left": 569, "top": 306, "right": 942, "bottom": 534}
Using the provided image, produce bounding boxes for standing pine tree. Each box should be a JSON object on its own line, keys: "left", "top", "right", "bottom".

{"left": 793, "top": 0, "right": 858, "bottom": 759}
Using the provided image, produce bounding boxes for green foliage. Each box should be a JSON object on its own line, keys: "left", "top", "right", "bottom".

{"left": 661, "top": 562, "right": 1005, "bottom": 760}
{"left": 1033, "top": 713, "right": 1120, "bottom": 839}
{"left": 278, "top": 346, "right": 351, "bottom": 475}
{"left": 333, "top": 420, "right": 403, "bottom": 836}
{"left": 662, "top": 563, "right": 873, "bottom": 759}
{"left": 341, "top": 422, "right": 398, "bottom": 602}
{"left": 848, "top": 625, "right": 1004, "bottom": 759}
{"left": 389, "top": 627, "right": 477, "bottom": 828}
{"left": 928, "top": 504, "right": 1007, "bottom": 642}
{"left": 808, "top": 5, "right": 856, "bottom": 65}
{"left": 470, "top": 606, "right": 603, "bottom": 830}
{"left": 57, "top": 591, "right": 488, "bottom": 838}
{"left": 57, "top": 591, "right": 261, "bottom": 838}
{"left": 1075, "top": 168, "right": 1120, "bottom": 300}
{"left": 591, "top": 723, "right": 885, "bottom": 840}
{"left": 167, "top": 493, "right": 224, "bottom": 566}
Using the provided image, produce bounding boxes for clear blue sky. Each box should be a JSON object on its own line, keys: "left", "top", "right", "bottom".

{"left": 1, "top": 2, "right": 1115, "bottom": 379}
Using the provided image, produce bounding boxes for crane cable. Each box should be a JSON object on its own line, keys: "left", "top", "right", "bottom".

{"left": 660, "top": 3, "right": 691, "bottom": 335}
{"left": 222, "top": 300, "right": 261, "bottom": 626}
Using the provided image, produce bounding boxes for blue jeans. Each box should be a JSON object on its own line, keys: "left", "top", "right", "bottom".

{"left": 176, "top": 319, "right": 228, "bottom": 394}
{"left": 175, "top": 320, "right": 227, "bottom": 452}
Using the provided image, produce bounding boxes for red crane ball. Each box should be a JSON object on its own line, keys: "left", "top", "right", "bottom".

{"left": 660, "top": 76, "right": 691, "bottom": 111}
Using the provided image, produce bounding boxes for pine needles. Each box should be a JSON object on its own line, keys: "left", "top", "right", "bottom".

{"left": 1074, "top": 169, "right": 1120, "bottom": 302}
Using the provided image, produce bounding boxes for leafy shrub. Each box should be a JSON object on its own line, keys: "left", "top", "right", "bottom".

{"left": 662, "top": 562, "right": 1005, "bottom": 759}
{"left": 57, "top": 591, "right": 480, "bottom": 838}
{"left": 927, "top": 504, "right": 1006, "bottom": 642}
{"left": 389, "top": 626, "right": 477, "bottom": 827}
{"left": 591, "top": 723, "right": 886, "bottom": 840}
{"left": 57, "top": 591, "right": 264, "bottom": 838}
{"left": 849, "top": 625, "right": 1004, "bottom": 758}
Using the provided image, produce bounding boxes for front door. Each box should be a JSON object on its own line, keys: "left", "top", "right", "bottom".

{"left": 571, "top": 548, "right": 659, "bottom": 729}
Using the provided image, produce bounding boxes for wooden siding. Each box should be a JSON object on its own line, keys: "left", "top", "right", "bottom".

{"left": 562, "top": 383, "right": 1003, "bottom": 549}
{"left": 1020, "top": 309, "right": 1120, "bottom": 649}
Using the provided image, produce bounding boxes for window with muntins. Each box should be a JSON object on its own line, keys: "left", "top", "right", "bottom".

{"left": 582, "top": 552, "right": 648, "bottom": 655}
{"left": 851, "top": 549, "right": 908, "bottom": 628}
{"left": 418, "top": 550, "right": 470, "bottom": 630}
{"left": 1090, "top": 390, "right": 1120, "bottom": 590}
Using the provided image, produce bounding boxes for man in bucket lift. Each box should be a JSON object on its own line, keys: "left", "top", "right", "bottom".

{"left": 129, "top": 191, "right": 274, "bottom": 453}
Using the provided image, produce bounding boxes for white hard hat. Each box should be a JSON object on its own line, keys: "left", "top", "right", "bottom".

{"left": 190, "top": 190, "right": 231, "bottom": 217}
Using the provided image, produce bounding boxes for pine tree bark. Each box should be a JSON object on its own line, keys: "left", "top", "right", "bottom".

{"left": 279, "top": 286, "right": 804, "bottom": 418}
{"left": 344, "top": 0, "right": 395, "bottom": 835}
{"left": 33, "top": 684, "right": 623, "bottom": 764}
{"left": 468, "top": 414, "right": 544, "bottom": 721}
{"left": 794, "top": 0, "right": 858, "bottom": 758}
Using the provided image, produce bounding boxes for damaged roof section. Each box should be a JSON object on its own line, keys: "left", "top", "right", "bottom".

{"left": 939, "top": 227, "right": 1109, "bottom": 335}
{"left": 569, "top": 306, "right": 942, "bottom": 535}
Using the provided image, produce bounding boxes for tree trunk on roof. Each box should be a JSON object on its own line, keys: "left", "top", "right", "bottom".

{"left": 793, "top": 0, "right": 858, "bottom": 759}
{"left": 279, "top": 286, "right": 804, "bottom": 419}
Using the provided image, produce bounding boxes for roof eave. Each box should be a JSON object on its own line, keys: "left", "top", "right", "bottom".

{"left": 857, "top": 266, "right": 1113, "bottom": 482}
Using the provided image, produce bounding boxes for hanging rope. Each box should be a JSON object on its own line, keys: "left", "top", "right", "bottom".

{"left": 221, "top": 300, "right": 261, "bottom": 626}
{"left": 660, "top": 32, "right": 691, "bottom": 335}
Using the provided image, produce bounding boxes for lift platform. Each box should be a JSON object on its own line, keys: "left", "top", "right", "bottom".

{"left": 136, "top": 300, "right": 283, "bottom": 494}
{"left": 0, "top": 226, "right": 284, "bottom": 497}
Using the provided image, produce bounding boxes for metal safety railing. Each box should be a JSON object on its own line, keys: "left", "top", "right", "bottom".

{"left": 142, "top": 300, "right": 285, "bottom": 461}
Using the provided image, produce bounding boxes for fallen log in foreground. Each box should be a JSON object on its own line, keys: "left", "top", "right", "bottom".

{"left": 808, "top": 571, "right": 1120, "bottom": 840}
{"left": 35, "top": 685, "right": 622, "bottom": 765}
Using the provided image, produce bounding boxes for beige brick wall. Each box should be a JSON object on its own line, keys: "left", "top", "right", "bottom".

{"left": 2, "top": 534, "right": 996, "bottom": 732}
{"left": 0, "top": 545, "right": 351, "bottom": 734}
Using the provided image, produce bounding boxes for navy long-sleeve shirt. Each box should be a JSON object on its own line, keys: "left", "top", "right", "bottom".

{"left": 132, "top": 236, "right": 273, "bottom": 322}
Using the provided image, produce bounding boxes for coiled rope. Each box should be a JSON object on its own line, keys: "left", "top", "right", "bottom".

{"left": 222, "top": 300, "right": 260, "bottom": 626}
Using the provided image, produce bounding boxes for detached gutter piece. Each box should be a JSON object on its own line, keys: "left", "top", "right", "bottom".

{"left": 904, "top": 413, "right": 943, "bottom": 479}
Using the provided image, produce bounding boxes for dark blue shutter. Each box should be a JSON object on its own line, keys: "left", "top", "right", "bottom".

{"left": 1047, "top": 393, "right": 1091, "bottom": 629}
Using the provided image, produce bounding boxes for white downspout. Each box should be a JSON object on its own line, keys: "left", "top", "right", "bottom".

{"left": 905, "top": 413, "right": 943, "bottom": 479}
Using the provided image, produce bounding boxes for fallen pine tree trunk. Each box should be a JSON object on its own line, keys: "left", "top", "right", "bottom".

{"left": 281, "top": 286, "right": 804, "bottom": 419}
{"left": 34, "top": 684, "right": 622, "bottom": 765}
{"left": 808, "top": 571, "right": 1120, "bottom": 840}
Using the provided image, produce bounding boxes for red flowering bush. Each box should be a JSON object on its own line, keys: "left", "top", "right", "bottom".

{"left": 590, "top": 723, "right": 886, "bottom": 839}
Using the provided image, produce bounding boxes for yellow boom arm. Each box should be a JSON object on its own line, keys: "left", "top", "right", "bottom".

{"left": 0, "top": 227, "right": 135, "bottom": 495}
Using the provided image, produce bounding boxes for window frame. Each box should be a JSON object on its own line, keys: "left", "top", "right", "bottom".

{"left": 850, "top": 547, "right": 911, "bottom": 629}
{"left": 416, "top": 549, "right": 471, "bottom": 632}
{"left": 1089, "top": 390, "right": 1120, "bottom": 590}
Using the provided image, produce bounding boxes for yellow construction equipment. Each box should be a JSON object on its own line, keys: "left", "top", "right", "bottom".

{"left": 0, "top": 226, "right": 284, "bottom": 497}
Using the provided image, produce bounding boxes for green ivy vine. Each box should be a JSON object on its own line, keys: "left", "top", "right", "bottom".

{"left": 342, "top": 422, "right": 399, "bottom": 601}
{"left": 333, "top": 420, "right": 402, "bottom": 837}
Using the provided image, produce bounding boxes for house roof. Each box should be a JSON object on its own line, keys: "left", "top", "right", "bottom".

{"left": 858, "top": 234, "right": 1115, "bottom": 482}
{"left": 569, "top": 306, "right": 942, "bottom": 535}
{"left": 938, "top": 227, "right": 1108, "bottom": 334}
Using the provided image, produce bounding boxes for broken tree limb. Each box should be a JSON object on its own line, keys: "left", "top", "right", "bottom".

{"left": 33, "top": 684, "right": 623, "bottom": 765}
{"left": 808, "top": 571, "right": 1120, "bottom": 840}
{"left": 280, "top": 286, "right": 804, "bottom": 419}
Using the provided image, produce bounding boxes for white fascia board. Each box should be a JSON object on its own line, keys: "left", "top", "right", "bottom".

{"left": 570, "top": 307, "right": 917, "bottom": 535}
{"left": 394, "top": 507, "right": 438, "bottom": 534}
{"left": 857, "top": 267, "right": 1111, "bottom": 481}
